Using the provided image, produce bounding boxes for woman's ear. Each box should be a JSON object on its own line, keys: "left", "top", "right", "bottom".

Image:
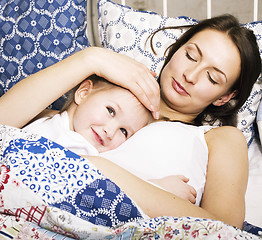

{"left": 74, "top": 80, "right": 94, "bottom": 105}
{"left": 212, "top": 90, "right": 238, "bottom": 106}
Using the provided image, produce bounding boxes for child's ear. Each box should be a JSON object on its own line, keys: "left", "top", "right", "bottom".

{"left": 212, "top": 90, "right": 238, "bottom": 106}
{"left": 74, "top": 80, "right": 94, "bottom": 105}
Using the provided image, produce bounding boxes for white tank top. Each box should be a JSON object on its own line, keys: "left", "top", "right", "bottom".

{"left": 100, "top": 121, "right": 213, "bottom": 205}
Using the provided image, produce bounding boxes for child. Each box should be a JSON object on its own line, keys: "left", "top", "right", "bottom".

{"left": 23, "top": 74, "right": 196, "bottom": 203}
{"left": 24, "top": 74, "right": 153, "bottom": 156}
{"left": 2, "top": 50, "right": 196, "bottom": 204}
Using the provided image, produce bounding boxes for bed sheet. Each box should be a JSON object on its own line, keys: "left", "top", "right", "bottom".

{"left": 245, "top": 136, "right": 262, "bottom": 228}
{"left": 0, "top": 124, "right": 261, "bottom": 239}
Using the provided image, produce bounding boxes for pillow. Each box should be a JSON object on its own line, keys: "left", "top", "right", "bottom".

{"left": 236, "top": 22, "right": 262, "bottom": 146}
{"left": 256, "top": 98, "right": 262, "bottom": 145}
{"left": 98, "top": 0, "right": 196, "bottom": 75}
{"left": 97, "top": 0, "right": 262, "bottom": 146}
{"left": 0, "top": 0, "right": 90, "bottom": 110}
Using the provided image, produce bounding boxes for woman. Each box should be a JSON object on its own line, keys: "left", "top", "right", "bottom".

{"left": 0, "top": 15, "right": 261, "bottom": 229}
{"left": 96, "top": 15, "right": 261, "bottom": 229}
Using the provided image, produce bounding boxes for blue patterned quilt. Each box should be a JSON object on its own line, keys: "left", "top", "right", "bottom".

{"left": 0, "top": 124, "right": 260, "bottom": 239}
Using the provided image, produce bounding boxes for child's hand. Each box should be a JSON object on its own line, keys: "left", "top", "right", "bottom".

{"left": 149, "top": 175, "right": 197, "bottom": 204}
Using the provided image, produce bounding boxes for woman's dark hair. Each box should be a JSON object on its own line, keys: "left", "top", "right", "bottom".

{"left": 151, "top": 14, "right": 261, "bottom": 126}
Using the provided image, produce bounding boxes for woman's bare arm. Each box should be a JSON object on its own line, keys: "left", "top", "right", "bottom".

{"left": 0, "top": 47, "right": 159, "bottom": 128}
{"left": 87, "top": 155, "right": 217, "bottom": 220}
{"left": 0, "top": 48, "right": 95, "bottom": 127}
{"left": 201, "top": 126, "right": 248, "bottom": 228}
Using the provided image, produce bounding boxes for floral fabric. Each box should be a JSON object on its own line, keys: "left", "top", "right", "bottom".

{"left": 0, "top": 124, "right": 260, "bottom": 239}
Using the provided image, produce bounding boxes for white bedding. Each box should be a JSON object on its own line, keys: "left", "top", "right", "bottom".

{"left": 246, "top": 136, "right": 262, "bottom": 227}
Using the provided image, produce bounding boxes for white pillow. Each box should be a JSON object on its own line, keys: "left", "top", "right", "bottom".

{"left": 236, "top": 22, "right": 262, "bottom": 146}
{"left": 97, "top": 0, "right": 262, "bottom": 146}
{"left": 98, "top": 0, "right": 196, "bottom": 74}
{"left": 256, "top": 97, "right": 262, "bottom": 145}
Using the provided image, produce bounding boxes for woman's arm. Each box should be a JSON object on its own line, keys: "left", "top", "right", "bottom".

{"left": 87, "top": 126, "right": 248, "bottom": 229}
{"left": 0, "top": 48, "right": 93, "bottom": 128}
{"left": 0, "top": 47, "right": 159, "bottom": 128}
{"left": 201, "top": 126, "right": 248, "bottom": 228}
{"left": 87, "top": 155, "right": 216, "bottom": 220}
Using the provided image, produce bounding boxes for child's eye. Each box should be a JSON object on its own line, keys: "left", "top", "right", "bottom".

{"left": 107, "top": 107, "right": 115, "bottom": 117}
{"left": 207, "top": 71, "right": 218, "bottom": 85}
{"left": 185, "top": 51, "right": 197, "bottom": 62}
{"left": 120, "top": 128, "right": 128, "bottom": 138}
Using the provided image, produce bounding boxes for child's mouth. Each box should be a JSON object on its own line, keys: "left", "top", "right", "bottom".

{"left": 91, "top": 128, "right": 104, "bottom": 146}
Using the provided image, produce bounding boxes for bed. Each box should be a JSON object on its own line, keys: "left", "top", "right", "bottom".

{"left": 0, "top": 0, "right": 262, "bottom": 239}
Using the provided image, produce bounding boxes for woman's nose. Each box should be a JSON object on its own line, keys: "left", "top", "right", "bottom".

{"left": 184, "top": 66, "right": 199, "bottom": 84}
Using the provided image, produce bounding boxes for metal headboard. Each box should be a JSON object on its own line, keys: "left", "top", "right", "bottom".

{"left": 120, "top": 0, "right": 259, "bottom": 21}
{"left": 88, "top": 0, "right": 261, "bottom": 46}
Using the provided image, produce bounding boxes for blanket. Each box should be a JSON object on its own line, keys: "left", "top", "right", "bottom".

{"left": 0, "top": 124, "right": 260, "bottom": 239}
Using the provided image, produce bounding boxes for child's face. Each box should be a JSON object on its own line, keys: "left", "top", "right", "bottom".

{"left": 69, "top": 84, "right": 152, "bottom": 153}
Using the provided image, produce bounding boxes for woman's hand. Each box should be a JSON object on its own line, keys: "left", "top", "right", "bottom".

{"left": 88, "top": 47, "right": 160, "bottom": 119}
{"left": 149, "top": 175, "right": 197, "bottom": 204}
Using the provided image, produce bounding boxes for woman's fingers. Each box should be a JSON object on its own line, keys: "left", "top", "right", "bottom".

{"left": 150, "top": 70, "right": 157, "bottom": 78}
{"left": 130, "top": 73, "right": 160, "bottom": 119}
{"left": 112, "top": 63, "right": 160, "bottom": 119}
{"left": 92, "top": 48, "right": 160, "bottom": 119}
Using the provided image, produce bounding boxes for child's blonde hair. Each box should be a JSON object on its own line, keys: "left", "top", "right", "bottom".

{"left": 61, "top": 74, "right": 116, "bottom": 112}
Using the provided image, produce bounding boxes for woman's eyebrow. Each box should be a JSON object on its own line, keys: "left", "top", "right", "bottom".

{"left": 213, "top": 67, "right": 227, "bottom": 82}
{"left": 192, "top": 43, "right": 228, "bottom": 82}
{"left": 192, "top": 42, "right": 203, "bottom": 57}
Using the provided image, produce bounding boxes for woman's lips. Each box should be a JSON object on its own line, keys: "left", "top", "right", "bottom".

{"left": 91, "top": 128, "right": 104, "bottom": 146}
{"left": 172, "top": 78, "right": 189, "bottom": 96}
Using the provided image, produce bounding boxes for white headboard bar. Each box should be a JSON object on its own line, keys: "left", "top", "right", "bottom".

{"left": 120, "top": 0, "right": 259, "bottom": 22}
{"left": 163, "top": 0, "right": 167, "bottom": 17}
{"left": 207, "top": 0, "right": 211, "bottom": 18}
{"left": 254, "top": 0, "right": 258, "bottom": 21}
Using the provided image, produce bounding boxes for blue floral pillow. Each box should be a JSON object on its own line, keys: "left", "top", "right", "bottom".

{"left": 0, "top": 0, "right": 90, "bottom": 109}
{"left": 98, "top": 0, "right": 262, "bottom": 146}
{"left": 236, "top": 22, "right": 262, "bottom": 146}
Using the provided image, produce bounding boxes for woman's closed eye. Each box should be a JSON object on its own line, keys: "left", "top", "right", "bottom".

{"left": 185, "top": 51, "right": 197, "bottom": 62}
{"left": 207, "top": 71, "right": 218, "bottom": 85}
{"left": 107, "top": 106, "right": 115, "bottom": 117}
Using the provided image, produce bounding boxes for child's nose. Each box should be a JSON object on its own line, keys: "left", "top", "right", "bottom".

{"left": 104, "top": 128, "right": 113, "bottom": 140}
{"left": 104, "top": 123, "right": 118, "bottom": 140}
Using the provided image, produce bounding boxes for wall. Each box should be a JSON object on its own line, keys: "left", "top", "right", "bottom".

{"left": 88, "top": 0, "right": 262, "bottom": 46}
{"left": 113, "top": 0, "right": 261, "bottom": 22}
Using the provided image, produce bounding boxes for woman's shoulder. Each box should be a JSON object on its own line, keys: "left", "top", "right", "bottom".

{"left": 205, "top": 125, "right": 247, "bottom": 147}
{"left": 205, "top": 125, "right": 244, "bottom": 136}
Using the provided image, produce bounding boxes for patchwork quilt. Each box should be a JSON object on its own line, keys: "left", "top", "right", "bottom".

{"left": 0, "top": 124, "right": 260, "bottom": 239}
